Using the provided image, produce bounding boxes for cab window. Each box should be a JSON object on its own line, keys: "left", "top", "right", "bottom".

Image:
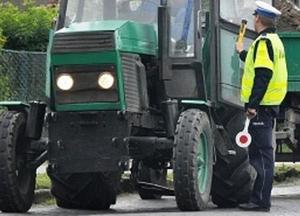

{"left": 220, "top": 0, "right": 272, "bottom": 30}
{"left": 169, "top": 0, "right": 195, "bottom": 58}
{"left": 64, "top": 0, "right": 159, "bottom": 27}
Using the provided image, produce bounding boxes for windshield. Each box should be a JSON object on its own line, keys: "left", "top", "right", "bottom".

{"left": 220, "top": 0, "right": 272, "bottom": 30}
{"left": 63, "top": 0, "right": 196, "bottom": 58}
{"left": 64, "top": 0, "right": 159, "bottom": 27}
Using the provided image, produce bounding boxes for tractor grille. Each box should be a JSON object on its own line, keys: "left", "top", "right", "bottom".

{"left": 52, "top": 31, "right": 115, "bottom": 54}
{"left": 122, "top": 54, "right": 141, "bottom": 113}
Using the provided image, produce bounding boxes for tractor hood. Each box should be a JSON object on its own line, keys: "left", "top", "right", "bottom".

{"left": 56, "top": 20, "right": 129, "bottom": 33}
{"left": 53, "top": 20, "right": 157, "bottom": 56}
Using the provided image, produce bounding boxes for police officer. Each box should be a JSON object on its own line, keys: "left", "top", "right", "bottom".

{"left": 235, "top": 1, "right": 288, "bottom": 212}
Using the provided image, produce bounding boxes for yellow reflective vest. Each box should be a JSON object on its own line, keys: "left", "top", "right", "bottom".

{"left": 241, "top": 33, "right": 288, "bottom": 105}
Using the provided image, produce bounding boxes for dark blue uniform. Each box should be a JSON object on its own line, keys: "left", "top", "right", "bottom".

{"left": 248, "top": 107, "right": 275, "bottom": 208}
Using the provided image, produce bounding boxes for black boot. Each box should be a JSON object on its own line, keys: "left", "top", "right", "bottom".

{"left": 239, "top": 202, "right": 270, "bottom": 212}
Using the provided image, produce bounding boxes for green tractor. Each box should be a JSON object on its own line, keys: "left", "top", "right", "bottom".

{"left": 0, "top": 0, "right": 299, "bottom": 213}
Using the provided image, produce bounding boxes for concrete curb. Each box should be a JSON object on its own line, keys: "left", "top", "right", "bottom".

{"left": 272, "top": 184, "right": 300, "bottom": 198}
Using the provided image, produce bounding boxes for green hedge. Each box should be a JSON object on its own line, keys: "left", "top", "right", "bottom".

{"left": 0, "top": 28, "right": 5, "bottom": 48}
{"left": 0, "top": 0, "right": 57, "bottom": 51}
{"left": 0, "top": 68, "right": 11, "bottom": 101}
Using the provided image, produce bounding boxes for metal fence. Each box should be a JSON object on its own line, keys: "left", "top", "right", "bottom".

{"left": 0, "top": 49, "right": 47, "bottom": 102}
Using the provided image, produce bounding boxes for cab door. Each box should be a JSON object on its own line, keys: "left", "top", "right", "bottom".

{"left": 215, "top": 0, "right": 272, "bottom": 107}
{"left": 161, "top": 0, "right": 206, "bottom": 100}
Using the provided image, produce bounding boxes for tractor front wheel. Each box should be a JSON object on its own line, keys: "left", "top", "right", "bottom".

{"left": 0, "top": 111, "right": 36, "bottom": 213}
{"left": 48, "top": 170, "right": 120, "bottom": 210}
{"left": 173, "top": 109, "right": 213, "bottom": 211}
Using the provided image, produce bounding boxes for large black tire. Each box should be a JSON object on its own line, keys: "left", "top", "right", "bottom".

{"left": 211, "top": 112, "right": 257, "bottom": 207}
{"left": 173, "top": 109, "right": 213, "bottom": 211}
{"left": 133, "top": 160, "right": 167, "bottom": 200}
{"left": 0, "top": 111, "right": 36, "bottom": 213}
{"left": 48, "top": 170, "right": 120, "bottom": 210}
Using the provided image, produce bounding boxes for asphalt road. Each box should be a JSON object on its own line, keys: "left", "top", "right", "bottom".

{"left": 1, "top": 193, "right": 300, "bottom": 216}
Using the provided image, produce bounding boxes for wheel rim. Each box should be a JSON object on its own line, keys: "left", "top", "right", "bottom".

{"left": 197, "top": 132, "right": 208, "bottom": 193}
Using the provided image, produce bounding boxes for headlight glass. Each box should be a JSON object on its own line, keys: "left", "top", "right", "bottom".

{"left": 98, "top": 72, "right": 115, "bottom": 89}
{"left": 56, "top": 74, "right": 74, "bottom": 91}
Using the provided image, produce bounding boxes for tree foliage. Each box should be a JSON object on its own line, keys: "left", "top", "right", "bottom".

{"left": 0, "top": 28, "right": 9, "bottom": 101}
{"left": 0, "top": 72, "right": 11, "bottom": 101}
{"left": 0, "top": 0, "right": 57, "bottom": 51}
{"left": 0, "top": 29, "right": 5, "bottom": 48}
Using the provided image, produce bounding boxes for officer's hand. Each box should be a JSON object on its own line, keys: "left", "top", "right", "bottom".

{"left": 235, "top": 42, "right": 244, "bottom": 54}
{"left": 246, "top": 108, "right": 257, "bottom": 119}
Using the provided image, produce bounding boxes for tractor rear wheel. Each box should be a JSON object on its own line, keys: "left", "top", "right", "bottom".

{"left": 211, "top": 112, "right": 257, "bottom": 207}
{"left": 0, "top": 111, "right": 36, "bottom": 213}
{"left": 173, "top": 109, "right": 213, "bottom": 211}
{"left": 48, "top": 170, "right": 120, "bottom": 210}
{"left": 211, "top": 154, "right": 256, "bottom": 207}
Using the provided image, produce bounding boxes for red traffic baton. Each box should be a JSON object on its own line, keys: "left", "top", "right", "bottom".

{"left": 235, "top": 118, "right": 252, "bottom": 148}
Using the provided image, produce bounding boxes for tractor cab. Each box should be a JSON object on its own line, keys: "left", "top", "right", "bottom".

{"left": 56, "top": 0, "right": 198, "bottom": 57}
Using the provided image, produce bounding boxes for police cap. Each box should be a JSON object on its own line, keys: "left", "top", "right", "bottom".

{"left": 254, "top": 1, "right": 282, "bottom": 19}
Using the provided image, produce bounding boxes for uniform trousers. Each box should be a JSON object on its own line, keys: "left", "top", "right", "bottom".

{"left": 248, "top": 107, "right": 274, "bottom": 208}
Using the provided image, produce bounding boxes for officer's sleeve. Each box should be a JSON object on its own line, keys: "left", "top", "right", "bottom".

{"left": 239, "top": 50, "right": 248, "bottom": 62}
{"left": 248, "top": 68, "right": 273, "bottom": 109}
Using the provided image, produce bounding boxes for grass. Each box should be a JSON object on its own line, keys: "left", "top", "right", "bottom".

{"left": 35, "top": 173, "right": 55, "bottom": 205}
{"left": 275, "top": 163, "right": 300, "bottom": 173}
{"left": 274, "top": 163, "right": 300, "bottom": 185}
{"left": 34, "top": 193, "right": 55, "bottom": 206}
{"left": 42, "top": 198, "right": 56, "bottom": 206}
{"left": 36, "top": 173, "right": 51, "bottom": 190}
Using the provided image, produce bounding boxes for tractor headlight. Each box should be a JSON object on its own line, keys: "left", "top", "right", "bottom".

{"left": 56, "top": 74, "right": 74, "bottom": 91}
{"left": 98, "top": 72, "right": 115, "bottom": 89}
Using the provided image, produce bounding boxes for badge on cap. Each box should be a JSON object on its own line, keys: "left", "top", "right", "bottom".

{"left": 254, "top": 1, "right": 282, "bottom": 19}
